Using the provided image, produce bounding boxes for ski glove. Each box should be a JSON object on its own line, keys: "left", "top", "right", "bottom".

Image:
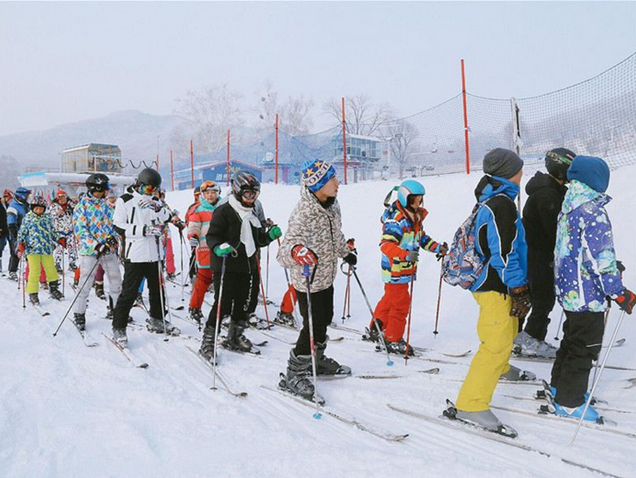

{"left": 343, "top": 252, "right": 357, "bottom": 266}
{"left": 346, "top": 238, "right": 356, "bottom": 251}
{"left": 95, "top": 243, "right": 110, "bottom": 255}
{"left": 17, "top": 242, "right": 25, "bottom": 257}
{"left": 509, "top": 285, "right": 531, "bottom": 319}
{"left": 189, "top": 236, "right": 199, "bottom": 248}
{"left": 614, "top": 288, "right": 636, "bottom": 315}
{"left": 58, "top": 237, "right": 67, "bottom": 248}
{"left": 214, "top": 243, "right": 235, "bottom": 257}
{"left": 435, "top": 242, "right": 449, "bottom": 261}
{"left": 404, "top": 249, "right": 419, "bottom": 263}
{"left": 291, "top": 245, "right": 318, "bottom": 266}
{"left": 143, "top": 225, "right": 164, "bottom": 237}
{"left": 268, "top": 225, "right": 282, "bottom": 241}
{"left": 138, "top": 198, "right": 163, "bottom": 213}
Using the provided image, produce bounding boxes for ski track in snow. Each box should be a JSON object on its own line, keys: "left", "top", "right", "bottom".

{"left": 1, "top": 166, "right": 635, "bottom": 477}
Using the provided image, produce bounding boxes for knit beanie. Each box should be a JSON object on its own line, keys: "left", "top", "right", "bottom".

{"left": 301, "top": 159, "right": 336, "bottom": 193}
{"left": 567, "top": 156, "right": 610, "bottom": 193}
{"left": 483, "top": 148, "right": 524, "bottom": 179}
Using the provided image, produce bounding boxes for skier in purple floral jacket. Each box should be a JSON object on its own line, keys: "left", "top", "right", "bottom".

{"left": 551, "top": 155, "right": 635, "bottom": 422}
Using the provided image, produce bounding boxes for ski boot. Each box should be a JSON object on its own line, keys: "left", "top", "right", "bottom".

{"left": 29, "top": 293, "right": 40, "bottom": 305}
{"left": 49, "top": 281, "right": 64, "bottom": 301}
{"left": 8, "top": 271, "right": 18, "bottom": 282}
{"left": 384, "top": 338, "right": 415, "bottom": 357}
{"left": 72, "top": 277, "right": 79, "bottom": 289}
{"left": 500, "top": 364, "right": 537, "bottom": 382}
{"left": 224, "top": 320, "right": 258, "bottom": 354}
{"left": 199, "top": 325, "right": 217, "bottom": 362}
{"left": 274, "top": 310, "right": 295, "bottom": 327}
{"left": 146, "top": 317, "right": 180, "bottom": 336}
{"left": 552, "top": 401, "right": 600, "bottom": 422}
{"left": 94, "top": 281, "right": 106, "bottom": 300}
{"left": 112, "top": 328, "right": 128, "bottom": 348}
{"left": 188, "top": 307, "right": 203, "bottom": 325}
{"left": 134, "top": 292, "right": 145, "bottom": 309}
{"left": 362, "top": 318, "right": 384, "bottom": 342}
{"left": 279, "top": 350, "right": 323, "bottom": 404}
{"left": 315, "top": 339, "right": 351, "bottom": 376}
{"left": 73, "top": 313, "right": 86, "bottom": 331}
{"left": 445, "top": 401, "right": 517, "bottom": 437}
{"left": 512, "top": 331, "right": 557, "bottom": 359}
{"left": 68, "top": 261, "right": 77, "bottom": 272}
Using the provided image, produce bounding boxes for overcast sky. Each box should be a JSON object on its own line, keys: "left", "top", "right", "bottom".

{"left": 0, "top": 1, "right": 634, "bottom": 137}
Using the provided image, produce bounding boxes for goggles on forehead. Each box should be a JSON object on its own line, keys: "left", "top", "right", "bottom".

{"left": 200, "top": 181, "right": 219, "bottom": 193}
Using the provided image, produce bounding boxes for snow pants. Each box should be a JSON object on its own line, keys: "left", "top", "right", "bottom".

{"left": 456, "top": 292, "right": 517, "bottom": 412}
{"left": 74, "top": 254, "right": 122, "bottom": 315}
{"left": 522, "top": 249, "right": 556, "bottom": 340}
{"left": 26, "top": 254, "right": 58, "bottom": 294}
{"left": 293, "top": 286, "right": 333, "bottom": 356}
{"left": 54, "top": 236, "right": 78, "bottom": 271}
{"left": 113, "top": 261, "right": 163, "bottom": 330}
{"left": 550, "top": 310, "right": 604, "bottom": 408}
{"left": 246, "top": 254, "right": 261, "bottom": 315}
{"left": 190, "top": 267, "right": 213, "bottom": 309}
{"left": 205, "top": 269, "right": 251, "bottom": 329}
{"left": 280, "top": 284, "right": 297, "bottom": 314}
{"left": 164, "top": 234, "right": 176, "bottom": 275}
{"left": 372, "top": 282, "right": 411, "bottom": 342}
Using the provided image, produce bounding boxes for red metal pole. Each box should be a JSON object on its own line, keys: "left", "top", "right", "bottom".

{"left": 342, "top": 97, "right": 348, "bottom": 185}
{"left": 170, "top": 150, "right": 174, "bottom": 191}
{"left": 226, "top": 129, "right": 231, "bottom": 187}
{"left": 190, "top": 140, "right": 194, "bottom": 188}
{"left": 275, "top": 114, "right": 279, "bottom": 185}
{"left": 461, "top": 59, "right": 471, "bottom": 175}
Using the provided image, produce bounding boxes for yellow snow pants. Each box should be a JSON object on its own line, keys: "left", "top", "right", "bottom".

{"left": 26, "top": 254, "right": 58, "bottom": 294}
{"left": 455, "top": 291, "right": 518, "bottom": 412}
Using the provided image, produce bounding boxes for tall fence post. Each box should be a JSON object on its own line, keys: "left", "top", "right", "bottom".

{"left": 511, "top": 97, "right": 522, "bottom": 209}
{"left": 342, "top": 97, "right": 348, "bottom": 185}
{"left": 461, "top": 59, "right": 471, "bottom": 175}
{"left": 170, "top": 150, "right": 174, "bottom": 191}
{"left": 226, "top": 129, "right": 231, "bottom": 187}
{"left": 190, "top": 140, "right": 194, "bottom": 188}
{"left": 275, "top": 114, "right": 279, "bottom": 185}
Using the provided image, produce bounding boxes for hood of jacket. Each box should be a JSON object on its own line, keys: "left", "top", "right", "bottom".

{"left": 525, "top": 171, "right": 565, "bottom": 196}
{"left": 474, "top": 175, "right": 520, "bottom": 203}
{"left": 561, "top": 179, "right": 611, "bottom": 215}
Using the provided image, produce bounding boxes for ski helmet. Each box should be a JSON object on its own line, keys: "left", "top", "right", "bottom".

{"left": 15, "top": 187, "right": 31, "bottom": 201}
{"left": 86, "top": 173, "right": 110, "bottom": 193}
{"left": 545, "top": 148, "right": 576, "bottom": 181}
{"left": 30, "top": 195, "right": 47, "bottom": 210}
{"left": 231, "top": 170, "right": 260, "bottom": 201}
{"left": 137, "top": 168, "right": 162, "bottom": 188}
{"left": 200, "top": 180, "right": 221, "bottom": 194}
{"left": 397, "top": 180, "right": 425, "bottom": 208}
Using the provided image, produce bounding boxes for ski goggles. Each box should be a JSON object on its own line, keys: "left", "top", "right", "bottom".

{"left": 140, "top": 183, "right": 157, "bottom": 194}
{"left": 200, "top": 181, "right": 220, "bottom": 193}
{"left": 241, "top": 189, "right": 259, "bottom": 200}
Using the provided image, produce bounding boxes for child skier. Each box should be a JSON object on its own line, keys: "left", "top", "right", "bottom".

{"left": 551, "top": 155, "right": 635, "bottom": 421}
{"left": 47, "top": 188, "right": 78, "bottom": 272}
{"left": 17, "top": 196, "right": 63, "bottom": 304}
{"left": 366, "top": 179, "right": 447, "bottom": 355}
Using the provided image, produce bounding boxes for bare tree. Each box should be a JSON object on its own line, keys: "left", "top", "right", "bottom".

{"left": 253, "top": 80, "right": 315, "bottom": 137}
{"left": 174, "top": 84, "right": 245, "bottom": 153}
{"left": 380, "top": 120, "right": 418, "bottom": 179}
{"left": 323, "top": 94, "right": 395, "bottom": 136}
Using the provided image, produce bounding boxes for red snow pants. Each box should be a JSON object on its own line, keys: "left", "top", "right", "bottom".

{"left": 280, "top": 284, "right": 298, "bottom": 314}
{"left": 189, "top": 268, "right": 213, "bottom": 309}
{"left": 371, "top": 283, "right": 411, "bottom": 342}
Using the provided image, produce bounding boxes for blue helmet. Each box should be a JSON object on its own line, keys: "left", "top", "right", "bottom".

{"left": 15, "top": 187, "right": 31, "bottom": 201}
{"left": 397, "top": 180, "right": 425, "bottom": 207}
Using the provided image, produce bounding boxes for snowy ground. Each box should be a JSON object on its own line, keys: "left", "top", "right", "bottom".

{"left": 1, "top": 165, "right": 635, "bottom": 478}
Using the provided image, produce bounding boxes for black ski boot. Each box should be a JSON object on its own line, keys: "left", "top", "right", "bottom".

{"left": 385, "top": 338, "right": 415, "bottom": 357}
{"left": 73, "top": 313, "right": 86, "bottom": 331}
{"left": 113, "top": 328, "right": 128, "bottom": 348}
{"left": 146, "top": 317, "right": 180, "bottom": 336}
{"left": 29, "top": 293, "right": 40, "bottom": 305}
{"left": 363, "top": 318, "right": 384, "bottom": 342}
{"left": 315, "top": 339, "right": 351, "bottom": 376}
{"left": 94, "top": 281, "right": 106, "bottom": 300}
{"left": 8, "top": 271, "right": 18, "bottom": 282}
{"left": 199, "top": 325, "right": 217, "bottom": 362}
{"left": 274, "top": 310, "right": 295, "bottom": 327}
{"left": 279, "top": 350, "right": 322, "bottom": 403}
{"left": 49, "top": 281, "right": 64, "bottom": 301}
{"left": 188, "top": 307, "right": 203, "bottom": 324}
{"left": 224, "top": 320, "right": 258, "bottom": 353}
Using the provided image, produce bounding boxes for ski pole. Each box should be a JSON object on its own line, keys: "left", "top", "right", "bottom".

{"left": 53, "top": 256, "right": 101, "bottom": 337}
{"left": 341, "top": 266, "right": 350, "bottom": 323}
{"left": 178, "top": 230, "right": 186, "bottom": 304}
{"left": 570, "top": 310, "right": 626, "bottom": 447}
{"left": 433, "top": 263, "right": 443, "bottom": 337}
{"left": 21, "top": 256, "right": 25, "bottom": 309}
{"left": 303, "top": 264, "right": 322, "bottom": 419}
{"left": 554, "top": 310, "right": 565, "bottom": 341}
{"left": 591, "top": 305, "right": 612, "bottom": 390}
{"left": 256, "top": 257, "right": 270, "bottom": 327}
{"left": 61, "top": 246, "right": 65, "bottom": 297}
{"left": 404, "top": 273, "right": 415, "bottom": 365}
{"left": 155, "top": 235, "right": 170, "bottom": 342}
{"left": 266, "top": 243, "right": 270, "bottom": 300}
{"left": 211, "top": 256, "right": 227, "bottom": 391}
{"left": 350, "top": 266, "right": 394, "bottom": 366}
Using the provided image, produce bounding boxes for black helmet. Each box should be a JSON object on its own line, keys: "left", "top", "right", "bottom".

{"left": 137, "top": 168, "right": 162, "bottom": 188}
{"left": 31, "top": 195, "right": 47, "bottom": 210}
{"left": 231, "top": 170, "right": 260, "bottom": 201}
{"left": 545, "top": 148, "right": 576, "bottom": 181}
{"left": 86, "top": 173, "right": 110, "bottom": 193}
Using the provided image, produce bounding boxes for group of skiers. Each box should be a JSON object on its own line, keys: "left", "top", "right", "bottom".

{"left": 1, "top": 147, "right": 633, "bottom": 436}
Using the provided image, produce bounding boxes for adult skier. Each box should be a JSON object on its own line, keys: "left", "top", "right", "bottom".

{"left": 0, "top": 190, "right": 10, "bottom": 272}
{"left": 111, "top": 168, "right": 179, "bottom": 347}
{"left": 71, "top": 174, "right": 122, "bottom": 331}
{"left": 452, "top": 148, "right": 533, "bottom": 434}
{"left": 366, "top": 179, "right": 448, "bottom": 355}
{"left": 515, "top": 148, "right": 576, "bottom": 358}
{"left": 550, "top": 155, "right": 635, "bottom": 421}
{"left": 276, "top": 159, "right": 357, "bottom": 401}
{"left": 6, "top": 187, "right": 31, "bottom": 281}
{"left": 198, "top": 171, "right": 281, "bottom": 359}
{"left": 187, "top": 180, "right": 221, "bottom": 323}
{"left": 185, "top": 186, "right": 201, "bottom": 281}
{"left": 47, "top": 188, "right": 78, "bottom": 272}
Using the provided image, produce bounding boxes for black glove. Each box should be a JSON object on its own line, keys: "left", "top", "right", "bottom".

{"left": 343, "top": 252, "right": 357, "bottom": 266}
{"left": 509, "top": 285, "right": 531, "bottom": 319}
{"left": 95, "top": 243, "right": 110, "bottom": 255}
{"left": 614, "top": 288, "right": 636, "bottom": 315}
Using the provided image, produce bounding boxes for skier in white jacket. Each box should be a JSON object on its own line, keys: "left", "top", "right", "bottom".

{"left": 111, "top": 168, "right": 179, "bottom": 347}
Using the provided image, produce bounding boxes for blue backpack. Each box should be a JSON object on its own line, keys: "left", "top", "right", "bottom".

{"left": 441, "top": 203, "right": 485, "bottom": 289}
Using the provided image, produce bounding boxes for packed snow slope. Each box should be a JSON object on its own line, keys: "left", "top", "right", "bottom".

{"left": 1, "top": 165, "right": 635, "bottom": 478}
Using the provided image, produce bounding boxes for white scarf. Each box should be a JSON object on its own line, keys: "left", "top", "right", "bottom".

{"left": 228, "top": 195, "right": 262, "bottom": 257}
